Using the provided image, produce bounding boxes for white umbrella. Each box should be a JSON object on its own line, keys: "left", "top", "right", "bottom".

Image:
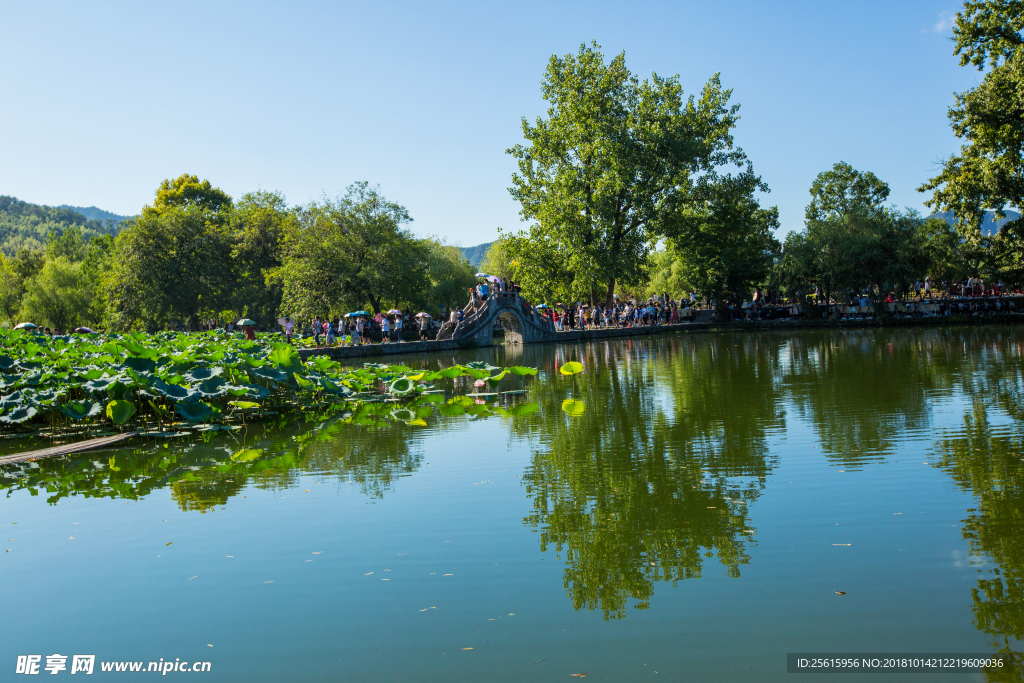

{"left": 414, "top": 312, "right": 432, "bottom": 318}
{"left": 386, "top": 309, "right": 402, "bottom": 315}
{"left": 475, "top": 272, "right": 488, "bottom": 278}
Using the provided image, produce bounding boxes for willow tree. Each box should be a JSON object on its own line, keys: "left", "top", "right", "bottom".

{"left": 504, "top": 41, "right": 750, "bottom": 305}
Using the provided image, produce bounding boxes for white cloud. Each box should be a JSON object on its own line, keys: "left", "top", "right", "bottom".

{"left": 932, "top": 10, "right": 956, "bottom": 33}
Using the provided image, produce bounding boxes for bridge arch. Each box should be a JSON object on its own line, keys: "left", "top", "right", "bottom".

{"left": 436, "top": 292, "right": 556, "bottom": 346}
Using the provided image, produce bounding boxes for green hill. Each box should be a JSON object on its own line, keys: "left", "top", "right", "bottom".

{"left": 460, "top": 241, "right": 494, "bottom": 270}
{"left": 59, "top": 204, "right": 128, "bottom": 225}
{"left": 0, "top": 196, "right": 123, "bottom": 256}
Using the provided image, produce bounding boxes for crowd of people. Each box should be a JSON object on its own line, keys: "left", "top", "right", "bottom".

{"left": 143, "top": 274, "right": 1024, "bottom": 345}
{"left": 543, "top": 293, "right": 700, "bottom": 330}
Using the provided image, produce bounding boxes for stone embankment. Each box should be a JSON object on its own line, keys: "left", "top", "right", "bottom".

{"left": 296, "top": 310, "right": 1024, "bottom": 362}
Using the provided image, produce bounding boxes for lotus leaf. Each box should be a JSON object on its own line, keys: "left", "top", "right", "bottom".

{"left": 184, "top": 367, "right": 224, "bottom": 383}
{"left": 438, "top": 366, "right": 466, "bottom": 378}
{"left": 250, "top": 366, "right": 288, "bottom": 383}
{"left": 319, "top": 377, "right": 353, "bottom": 396}
{"left": 559, "top": 361, "right": 584, "bottom": 376}
{"left": 106, "top": 400, "right": 137, "bottom": 425}
{"left": 269, "top": 345, "right": 301, "bottom": 371}
{"left": 0, "top": 390, "right": 25, "bottom": 409}
{"left": 508, "top": 366, "right": 538, "bottom": 376}
{"left": 123, "top": 357, "right": 156, "bottom": 373}
{"left": 150, "top": 379, "right": 197, "bottom": 402}
{"left": 60, "top": 400, "right": 103, "bottom": 420}
{"left": 228, "top": 401, "right": 261, "bottom": 409}
{"left": 389, "top": 377, "right": 414, "bottom": 396}
{"left": 194, "top": 378, "right": 228, "bottom": 398}
{"left": 0, "top": 406, "right": 37, "bottom": 423}
{"left": 175, "top": 401, "right": 213, "bottom": 422}
{"left": 224, "top": 383, "right": 271, "bottom": 400}
{"left": 20, "top": 371, "right": 43, "bottom": 386}
{"left": 0, "top": 355, "right": 13, "bottom": 370}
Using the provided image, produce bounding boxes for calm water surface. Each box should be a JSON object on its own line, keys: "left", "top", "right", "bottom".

{"left": 2, "top": 328, "right": 1023, "bottom": 681}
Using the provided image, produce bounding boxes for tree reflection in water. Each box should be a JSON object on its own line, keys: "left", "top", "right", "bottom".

{"left": 514, "top": 334, "right": 783, "bottom": 619}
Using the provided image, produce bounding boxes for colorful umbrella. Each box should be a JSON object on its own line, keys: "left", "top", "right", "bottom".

{"left": 535, "top": 304, "right": 549, "bottom": 309}
{"left": 475, "top": 273, "right": 488, "bottom": 278}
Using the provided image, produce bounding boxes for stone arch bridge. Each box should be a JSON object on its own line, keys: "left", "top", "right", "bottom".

{"left": 435, "top": 292, "right": 556, "bottom": 346}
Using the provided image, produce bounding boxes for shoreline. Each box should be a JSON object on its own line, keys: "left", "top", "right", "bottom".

{"left": 296, "top": 313, "right": 1024, "bottom": 361}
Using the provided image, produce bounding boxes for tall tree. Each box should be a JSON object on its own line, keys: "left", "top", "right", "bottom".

{"left": 779, "top": 163, "right": 925, "bottom": 303}
{"left": 19, "top": 256, "right": 93, "bottom": 330}
{"left": 919, "top": 1, "right": 1024, "bottom": 233}
{"left": 229, "top": 190, "right": 291, "bottom": 325}
{"left": 660, "top": 168, "right": 780, "bottom": 302}
{"left": 278, "top": 183, "right": 428, "bottom": 317}
{"left": 505, "top": 42, "right": 749, "bottom": 306}
{"left": 106, "top": 175, "right": 234, "bottom": 330}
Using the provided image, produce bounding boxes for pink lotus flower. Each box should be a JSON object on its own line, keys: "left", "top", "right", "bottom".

{"left": 474, "top": 379, "right": 485, "bottom": 388}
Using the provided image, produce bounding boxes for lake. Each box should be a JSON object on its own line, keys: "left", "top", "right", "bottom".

{"left": 2, "top": 327, "right": 1022, "bottom": 681}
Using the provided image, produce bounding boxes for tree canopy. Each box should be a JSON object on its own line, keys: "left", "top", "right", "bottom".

{"left": 920, "top": 1, "right": 1024, "bottom": 231}
{"left": 503, "top": 41, "right": 753, "bottom": 305}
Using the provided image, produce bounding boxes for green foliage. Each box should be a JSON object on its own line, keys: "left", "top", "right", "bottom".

{"left": 0, "top": 196, "right": 121, "bottom": 256}
{"left": 278, "top": 182, "right": 428, "bottom": 317}
{"left": 227, "top": 190, "right": 290, "bottom": 326}
{"left": 658, "top": 169, "right": 780, "bottom": 300}
{"left": 146, "top": 174, "right": 233, "bottom": 217}
{"left": 504, "top": 41, "right": 751, "bottom": 306}
{"left": 777, "top": 163, "right": 927, "bottom": 300}
{"left": 920, "top": 1, "right": 1024, "bottom": 232}
{"left": 106, "top": 203, "right": 233, "bottom": 330}
{"left": 19, "top": 256, "right": 94, "bottom": 330}
{"left": 0, "top": 328, "right": 539, "bottom": 434}
{"left": 106, "top": 399, "right": 136, "bottom": 425}
{"left": 422, "top": 239, "right": 477, "bottom": 316}
{"left": 478, "top": 240, "right": 514, "bottom": 280}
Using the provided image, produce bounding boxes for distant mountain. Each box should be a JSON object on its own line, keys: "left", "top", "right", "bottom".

{"left": 929, "top": 209, "right": 1021, "bottom": 236}
{"left": 460, "top": 241, "right": 494, "bottom": 270}
{"left": 60, "top": 204, "right": 129, "bottom": 225}
{"left": 0, "top": 196, "right": 123, "bottom": 256}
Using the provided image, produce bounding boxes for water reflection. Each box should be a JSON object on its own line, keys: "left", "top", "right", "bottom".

{"left": 3, "top": 327, "right": 1024, "bottom": 664}
{"left": 515, "top": 335, "right": 781, "bottom": 619}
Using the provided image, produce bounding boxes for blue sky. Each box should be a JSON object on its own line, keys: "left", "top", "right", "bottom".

{"left": 0, "top": 1, "right": 975, "bottom": 247}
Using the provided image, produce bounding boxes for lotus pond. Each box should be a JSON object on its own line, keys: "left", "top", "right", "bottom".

{"left": 1, "top": 327, "right": 1023, "bottom": 681}
{"left": 0, "top": 329, "right": 542, "bottom": 438}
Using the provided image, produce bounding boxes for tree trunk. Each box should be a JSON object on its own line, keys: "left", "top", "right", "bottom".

{"left": 605, "top": 278, "right": 616, "bottom": 308}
